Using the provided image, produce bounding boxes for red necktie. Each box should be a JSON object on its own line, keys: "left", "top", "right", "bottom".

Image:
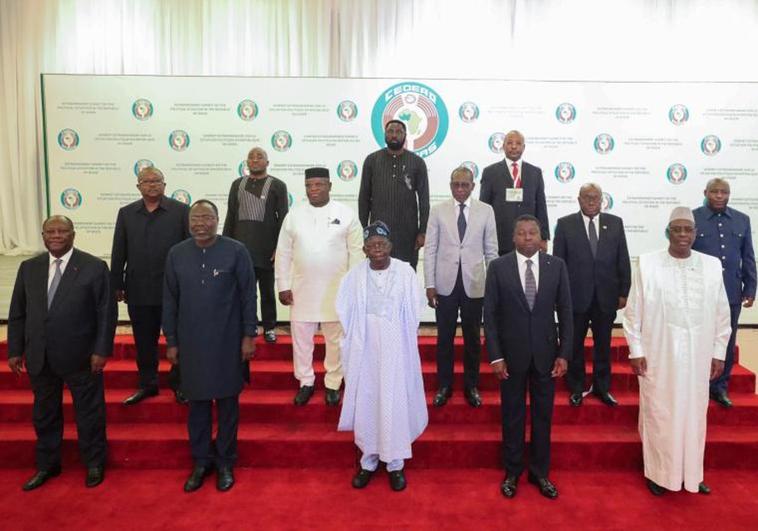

{"left": 512, "top": 162, "right": 520, "bottom": 188}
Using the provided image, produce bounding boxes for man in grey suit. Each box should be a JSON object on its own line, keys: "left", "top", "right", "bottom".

{"left": 425, "top": 166, "right": 498, "bottom": 407}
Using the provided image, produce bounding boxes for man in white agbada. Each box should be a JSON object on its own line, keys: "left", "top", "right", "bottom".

{"left": 623, "top": 206, "right": 731, "bottom": 496}
{"left": 275, "top": 167, "right": 363, "bottom": 406}
{"left": 336, "top": 221, "right": 428, "bottom": 492}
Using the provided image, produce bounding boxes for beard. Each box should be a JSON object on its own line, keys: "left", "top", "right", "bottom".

{"left": 385, "top": 136, "right": 405, "bottom": 151}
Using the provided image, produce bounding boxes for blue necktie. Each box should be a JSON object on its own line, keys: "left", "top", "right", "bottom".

{"left": 47, "top": 259, "right": 62, "bottom": 309}
{"left": 457, "top": 203, "right": 466, "bottom": 241}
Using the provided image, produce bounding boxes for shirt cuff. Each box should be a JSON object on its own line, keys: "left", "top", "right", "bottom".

{"left": 490, "top": 358, "right": 504, "bottom": 365}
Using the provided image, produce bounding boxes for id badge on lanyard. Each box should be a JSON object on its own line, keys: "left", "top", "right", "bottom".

{"left": 505, "top": 188, "right": 523, "bottom": 203}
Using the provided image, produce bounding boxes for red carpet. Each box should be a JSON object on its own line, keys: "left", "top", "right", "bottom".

{"left": 0, "top": 335, "right": 757, "bottom": 529}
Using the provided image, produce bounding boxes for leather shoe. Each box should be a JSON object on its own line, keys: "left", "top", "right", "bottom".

{"left": 528, "top": 475, "right": 558, "bottom": 499}
{"left": 22, "top": 466, "right": 61, "bottom": 491}
{"left": 388, "top": 470, "right": 406, "bottom": 491}
{"left": 569, "top": 393, "right": 583, "bottom": 407}
{"left": 593, "top": 391, "right": 618, "bottom": 407}
{"left": 698, "top": 482, "right": 711, "bottom": 495}
{"left": 123, "top": 388, "right": 158, "bottom": 406}
{"left": 351, "top": 468, "right": 374, "bottom": 489}
{"left": 432, "top": 387, "right": 452, "bottom": 407}
{"left": 216, "top": 465, "right": 234, "bottom": 492}
{"left": 464, "top": 387, "right": 482, "bottom": 408}
{"left": 174, "top": 389, "right": 189, "bottom": 405}
{"left": 85, "top": 466, "right": 105, "bottom": 488}
{"left": 184, "top": 464, "right": 213, "bottom": 492}
{"left": 500, "top": 475, "right": 518, "bottom": 498}
{"left": 646, "top": 478, "right": 666, "bottom": 496}
{"left": 325, "top": 388, "right": 341, "bottom": 407}
{"left": 294, "top": 385, "right": 315, "bottom": 406}
{"left": 264, "top": 329, "right": 277, "bottom": 343}
{"left": 710, "top": 392, "right": 733, "bottom": 408}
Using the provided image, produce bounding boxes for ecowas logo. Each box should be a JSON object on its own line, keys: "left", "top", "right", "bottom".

{"left": 701, "top": 135, "right": 721, "bottom": 156}
{"left": 237, "top": 99, "right": 259, "bottom": 121}
{"left": 666, "top": 163, "right": 688, "bottom": 185}
{"left": 371, "top": 82, "right": 449, "bottom": 158}
{"left": 554, "top": 162, "right": 576, "bottom": 183}
{"left": 171, "top": 189, "right": 192, "bottom": 205}
{"left": 601, "top": 192, "right": 614, "bottom": 211}
{"left": 271, "top": 130, "right": 292, "bottom": 152}
{"left": 488, "top": 132, "right": 506, "bottom": 154}
{"left": 238, "top": 161, "right": 251, "bottom": 177}
{"left": 555, "top": 103, "right": 577, "bottom": 124}
{"left": 169, "top": 130, "right": 190, "bottom": 151}
{"left": 60, "top": 188, "right": 82, "bottom": 210}
{"left": 57, "top": 129, "right": 79, "bottom": 151}
{"left": 668, "top": 104, "right": 689, "bottom": 125}
{"left": 134, "top": 159, "right": 154, "bottom": 176}
{"left": 132, "top": 99, "right": 154, "bottom": 120}
{"left": 337, "top": 160, "right": 358, "bottom": 182}
{"left": 458, "top": 102, "right": 479, "bottom": 123}
{"left": 337, "top": 101, "right": 358, "bottom": 122}
{"left": 594, "top": 133, "right": 615, "bottom": 154}
{"left": 459, "top": 161, "right": 480, "bottom": 180}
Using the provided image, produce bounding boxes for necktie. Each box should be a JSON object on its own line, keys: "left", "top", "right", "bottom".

{"left": 457, "top": 203, "right": 467, "bottom": 241}
{"left": 47, "top": 259, "right": 62, "bottom": 309}
{"left": 588, "top": 217, "right": 598, "bottom": 258}
{"left": 524, "top": 259, "right": 536, "bottom": 310}
{"left": 512, "top": 162, "right": 520, "bottom": 188}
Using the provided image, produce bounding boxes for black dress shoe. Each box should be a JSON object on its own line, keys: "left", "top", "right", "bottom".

{"left": 22, "top": 466, "right": 61, "bottom": 491}
{"left": 123, "top": 388, "right": 158, "bottom": 406}
{"left": 388, "top": 470, "right": 406, "bottom": 491}
{"left": 500, "top": 475, "right": 518, "bottom": 498}
{"left": 216, "top": 465, "right": 234, "bottom": 492}
{"left": 464, "top": 387, "right": 482, "bottom": 408}
{"left": 646, "top": 478, "right": 666, "bottom": 496}
{"left": 432, "top": 387, "right": 452, "bottom": 407}
{"left": 294, "top": 385, "right": 315, "bottom": 406}
{"left": 569, "top": 393, "right": 583, "bottom": 407}
{"left": 325, "top": 388, "right": 341, "bottom": 406}
{"left": 710, "top": 392, "right": 733, "bottom": 408}
{"left": 698, "top": 482, "right": 711, "bottom": 495}
{"left": 528, "top": 475, "right": 558, "bottom": 499}
{"left": 594, "top": 391, "right": 618, "bottom": 407}
{"left": 184, "top": 464, "right": 213, "bottom": 493}
{"left": 174, "top": 389, "right": 189, "bottom": 405}
{"left": 85, "top": 466, "right": 105, "bottom": 488}
{"left": 351, "top": 468, "right": 374, "bottom": 489}
{"left": 264, "top": 329, "right": 277, "bottom": 343}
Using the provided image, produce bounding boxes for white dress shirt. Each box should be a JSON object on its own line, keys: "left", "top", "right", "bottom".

{"left": 581, "top": 212, "right": 599, "bottom": 240}
{"left": 508, "top": 159, "right": 522, "bottom": 183}
{"left": 516, "top": 250, "right": 540, "bottom": 292}
{"left": 453, "top": 195, "right": 472, "bottom": 224}
{"left": 48, "top": 247, "right": 74, "bottom": 290}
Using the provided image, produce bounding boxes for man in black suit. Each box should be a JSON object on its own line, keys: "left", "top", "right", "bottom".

{"left": 479, "top": 130, "right": 550, "bottom": 255}
{"left": 7, "top": 216, "right": 116, "bottom": 490}
{"left": 553, "top": 183, "right": 631, "bottom": 407}
{"left": 110, "top": 166, "right": 190, "bottom": 406}
{"left": 484, "top": 214, "right": 572, "bottom": 499}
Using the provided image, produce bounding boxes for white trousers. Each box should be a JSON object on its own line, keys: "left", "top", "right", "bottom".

{"left": 361, "top": 453, "right": 404, "bottom": 472}
{"left": 291, "top": 321, "right": 343, "bottom": 390}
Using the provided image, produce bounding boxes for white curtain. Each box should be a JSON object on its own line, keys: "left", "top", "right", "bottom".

{"left": 2, "top": 0, "right": 758, "bottom": 253}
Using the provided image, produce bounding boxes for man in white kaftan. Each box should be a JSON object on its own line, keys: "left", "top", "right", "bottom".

{"left": 623, "top": 207, "right": 731, "bottom": 495}
{"left": 336, "top": 221, "right": 428, "bottom": 491}
{"left": 275, "top": 167, "right": 364, "bottom": 406}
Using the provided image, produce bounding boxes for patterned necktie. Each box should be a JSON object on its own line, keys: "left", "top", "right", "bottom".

{"left": 47, "top": 259, "right": 62, "bottom": 309}
{"left": 588, "top": 217, "right": 598, "bottom": 258}
{"left": 512, "top": 162, "right": 520, "bottom": 188}
{"left": 525, "top": 259, "right": 536, "bottom": 310}
{"left": 457, "top": 203, "right": 467, "bottom": 241}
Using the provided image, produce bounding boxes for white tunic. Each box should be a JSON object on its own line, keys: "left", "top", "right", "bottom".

{"left": 336, "top": 259, "right": 428, "bottom": 463}
{"left": 623, "top": 250, "right": 731, "bottom": 492}
{"left": 275, "top": 200, "right": 364, "bottom": 322}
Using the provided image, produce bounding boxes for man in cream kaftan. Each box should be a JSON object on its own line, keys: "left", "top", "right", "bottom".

{"left": 275, "top": 167, "right": 363, "bottom": 406}
{"left": 623, "top": 207, "right": 731, "bottom": 494}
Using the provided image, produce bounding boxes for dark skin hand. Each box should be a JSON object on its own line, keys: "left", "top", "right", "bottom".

{"left": 279, "top": 290, "right": 294, "bottom": 306}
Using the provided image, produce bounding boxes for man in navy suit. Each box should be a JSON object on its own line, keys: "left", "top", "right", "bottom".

{"left": 484, "top": 214, "right": 572, "bottom": 499}
{"left": 7, "top": 216, "right": 117, "bottom": 490}
{"left": 479, "top": 130, "right": 550, "bottom": 255}
{"left": 553, "top": 183, "right": 631, "bottom": 407}
{"left": 692, "top": 178, "right": 756, "bottom": 408}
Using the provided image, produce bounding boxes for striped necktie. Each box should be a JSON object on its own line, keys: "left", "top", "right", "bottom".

{"left": 47, "top": 259, "right": 62, "bottom": 309}
{"left": 524, "top": 259, "right": 536, "bottom": 310}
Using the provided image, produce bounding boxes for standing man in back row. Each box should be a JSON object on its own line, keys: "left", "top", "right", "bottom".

{"left": 224, "top": 147, "right": 289, "bottom": 342}
{"left": 480, "top": 130, "right": 549, "bottom": 255}
{"left": 359, "top": 119, "right": 429, "bottom": 270}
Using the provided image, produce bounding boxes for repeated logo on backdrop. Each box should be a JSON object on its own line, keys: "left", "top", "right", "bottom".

{"left": 57, "top": 129, "right": 79, "bottom": 151}
{"left": 169, "top": 130, "right": 190, "bottom": 151}
{"left": 60, "top": 188, "right": 82, "bottom": 209}
{"left": 666, "top": 163, "right": 688, "bottom": 184}
{"left": 237, "top": 99, "right": 259, "bottom": 121}
{"left": 554, "top": 162, "right": 576, "bottom": 183}
{"left": 132, "top": 99, "right": 154, "bottom": 120}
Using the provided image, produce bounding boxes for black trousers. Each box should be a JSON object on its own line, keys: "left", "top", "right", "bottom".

{"left": 188, "top": 395, "right": 240, "bottom": 467}
{"left": 29, "top": 360, "right": 107, "bottom": 470}
{"left": 566, "top": 296, "right": 615, "bottom": 395}
{"left": 435, "top": 268, "right": 482, "bottom": 389}
{"left": 711, "top": 303, "right": 741, "bottom": 395}
{"left": 255, "top": 267, "right": 277, "bottom": 331}
{"left": 500, "top": 359, "right": 555, "bottom": 479}
{"left": 127, "top": 304, "right": 180, "bottom": 392}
